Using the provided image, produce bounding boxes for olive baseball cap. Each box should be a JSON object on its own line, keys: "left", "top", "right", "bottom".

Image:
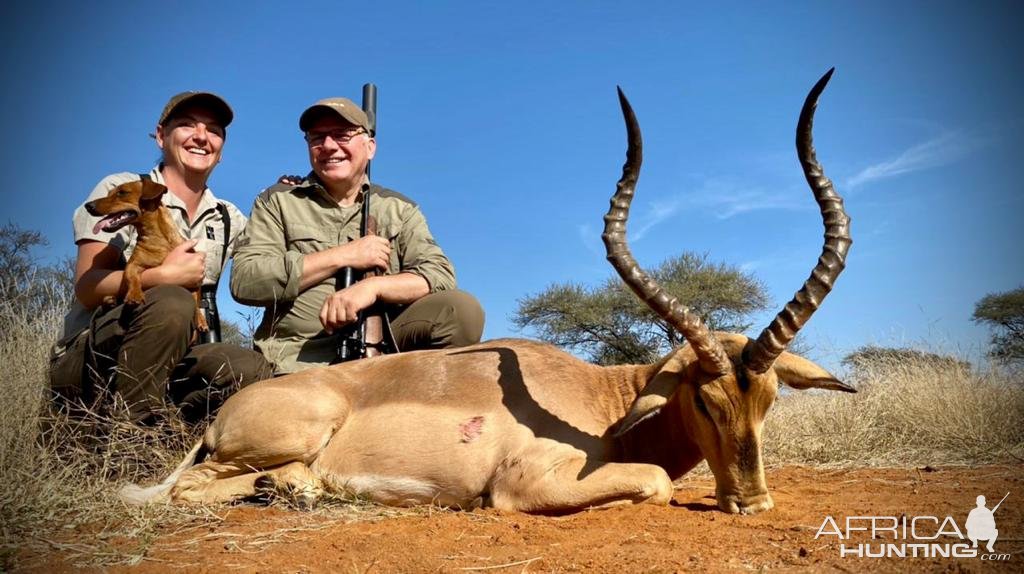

{"left": 158, "top": 91, "right": 234, "bottom": 128}
{"left": 299, "top": 97, "right": 373, "bottom": 134}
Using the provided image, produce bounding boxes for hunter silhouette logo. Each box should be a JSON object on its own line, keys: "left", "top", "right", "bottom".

{"left": 966, "top": 493, "right": 1008, "bottom": 553}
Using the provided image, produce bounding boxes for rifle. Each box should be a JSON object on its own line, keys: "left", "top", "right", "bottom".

{"left": 992, "top": 492, "right": 1009, "bottom": 513}
{"left": 335, "top": 83, "right": 386, "bottom": 362}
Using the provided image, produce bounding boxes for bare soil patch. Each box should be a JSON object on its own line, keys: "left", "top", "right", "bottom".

{"left": 14, "top": 465, "right": 1023, "bottom": 573}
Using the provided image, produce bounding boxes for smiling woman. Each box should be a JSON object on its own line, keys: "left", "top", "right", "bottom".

{"left": 47, "top": 91, "right": 274, "bottom": 425}
{"left": 157, "top": 108, "right": 226, "bottom": 177}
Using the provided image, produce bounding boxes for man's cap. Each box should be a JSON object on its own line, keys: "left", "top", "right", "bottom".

{"left": 299, "top": 97, "right": 374, "bottom": 134}
{"left": 158, "top": 91, "right": 234, "bottom": 128}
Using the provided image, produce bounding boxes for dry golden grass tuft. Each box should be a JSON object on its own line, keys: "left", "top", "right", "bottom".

{"left": 763, "top": 347, "right": 1024, "bottom": 467}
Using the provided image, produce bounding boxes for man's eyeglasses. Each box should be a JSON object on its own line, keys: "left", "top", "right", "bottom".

{"left": 305, "top": 128, "right": 367, "bottom": 147}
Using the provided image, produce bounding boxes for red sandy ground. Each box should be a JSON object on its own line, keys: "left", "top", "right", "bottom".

{"left": 17, "top": 465, "right": 1024, "bottom": 573}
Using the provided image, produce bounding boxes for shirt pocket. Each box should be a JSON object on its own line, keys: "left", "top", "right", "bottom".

{"left": 286, "top": 223, "right": 333, "bottom": 255}
{"left": 195, "top": 235, "right": 222, "bottom": 285}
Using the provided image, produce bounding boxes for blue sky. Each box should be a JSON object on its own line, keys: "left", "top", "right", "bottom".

{"left": 2, "top": 1, "right": 1021, "bottom": 370}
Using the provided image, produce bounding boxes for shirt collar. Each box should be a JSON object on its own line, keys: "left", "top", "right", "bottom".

{"left": 151, "top": 165, "right": 219, "bottom": 214}
{"left": 305, "top": 172, "right": 371, "bottom": 205}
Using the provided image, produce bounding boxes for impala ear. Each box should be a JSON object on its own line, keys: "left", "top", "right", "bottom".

{"left": 774, "top": 351, "right": 856, "bottom": 393}
{"left": 615, "top": 349, "right": 696, "bottom": 437}
{"left": 615, "top": 378, "right": 673, "bottom": 437}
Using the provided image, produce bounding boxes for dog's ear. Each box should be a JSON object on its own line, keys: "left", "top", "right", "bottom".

{"left": 140, "top": 179, "right": 168, "bottom": 200}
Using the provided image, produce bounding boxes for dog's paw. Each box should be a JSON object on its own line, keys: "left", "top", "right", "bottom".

{"left": 195, "top": 310, "right": 209, "bottom": 332}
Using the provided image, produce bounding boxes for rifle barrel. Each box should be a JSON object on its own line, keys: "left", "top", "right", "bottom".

{"left": 362, "top": 83, "right": 377, "bottom": 180}
{"left": 992, "top": 491, "right": 1010, "bottom": 513}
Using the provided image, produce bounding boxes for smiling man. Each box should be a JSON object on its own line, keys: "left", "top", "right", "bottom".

{"left": 49, "top": 91, "right": 274, "bottom": 423}
{"left": 230, "top": 97, "right": 484, "bottom": 374}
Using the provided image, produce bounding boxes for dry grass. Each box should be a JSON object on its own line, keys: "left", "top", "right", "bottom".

{"left": 0, "top": 289, "right": 416, "bottom": 569}
{"left": 0, "top": 288, "right": 208, "bottom": 567}
{"left": 763, "top": 349, "right": 1024, "bottom": 467}
{"left": 2, "top": 288, "right": 1022, "bottom": 568}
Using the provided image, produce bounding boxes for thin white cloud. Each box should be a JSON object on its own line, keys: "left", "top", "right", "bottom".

{"left": 599, "top": 177, "right": 811, "bottom": 244}
{"left": 739, "top": 259, "right": 764, "bottom": 273}
{"left": 846, "top": 131, "right": 982, "bottom": 188}
{"left": 577, "top": 223, "right": 604, "bottom": 257}
{"left": 695, "top": 187, "right": 807, "bottom": 220}
{"left": 631, "top": 197, "right": 684, "bottom": 241}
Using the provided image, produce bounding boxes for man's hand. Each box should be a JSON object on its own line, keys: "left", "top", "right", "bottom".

{"left": 320, "top": 279, "right": 378, "bottom": 334}
{"left": 338, "top": 235, "right": 390, "bottom": 271}
{"left": 156, "top": 239, "right": 206, "bottom": 288}
{"left": 294, "top": 236, "right": 390, "bottom": 292}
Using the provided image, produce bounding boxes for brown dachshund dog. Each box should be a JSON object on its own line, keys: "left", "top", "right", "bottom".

{"left": 85, "top": 178, "right": 208, "bottom": 332}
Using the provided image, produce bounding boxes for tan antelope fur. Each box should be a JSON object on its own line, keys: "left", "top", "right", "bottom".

{"left": 122, "top": 70, "right": 853, "bottom": 514}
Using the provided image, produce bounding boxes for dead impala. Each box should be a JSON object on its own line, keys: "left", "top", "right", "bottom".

{"left": 124, "top": 70, "right": 853, "bottom": 514}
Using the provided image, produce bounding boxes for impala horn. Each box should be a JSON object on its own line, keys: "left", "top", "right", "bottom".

{"left": 744, "top": 68, "right": 852, "bottom": 374}
{"left": 602, "top": 87, "right": 732, "bottom": 378}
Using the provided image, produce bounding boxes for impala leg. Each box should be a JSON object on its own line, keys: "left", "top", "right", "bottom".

{"left": 171, "top": 461, "right": 264, "bottom": 504}
{"left": 171, "top": 460, "right": 325, "bottom": 506}
{"left": 171, "top": 379, "right": 349, "bottom": 504}
{"left": 254, "top": 461, "right": 325, "bottom": 507}
{"left": 489, "top": 454, "right": 673, "bottom": 513}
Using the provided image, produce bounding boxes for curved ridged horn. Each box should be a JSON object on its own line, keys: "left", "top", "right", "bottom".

{"left": 602, "top": 87, "right": 732, "bottom": 377}
{"left": 745, "top": 68, "right": 852, "bottom": 374}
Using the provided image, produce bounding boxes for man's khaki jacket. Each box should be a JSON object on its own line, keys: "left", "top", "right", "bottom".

{"left": 231, "top": 178, "right": 456, "bottom": 373}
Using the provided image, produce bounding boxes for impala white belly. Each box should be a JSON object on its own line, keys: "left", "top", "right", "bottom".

{"left": 327, "top": 474, "right": 482, "bottom": 507}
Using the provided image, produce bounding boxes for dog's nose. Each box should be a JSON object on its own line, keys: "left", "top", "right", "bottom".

{"left": 85, "top": 201, "right": 99, "bottom": 216}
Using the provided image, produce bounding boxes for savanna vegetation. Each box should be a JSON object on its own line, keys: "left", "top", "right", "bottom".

{"left": 2, "top": 224, "right": 1022, "bottom": 568}
{"left": 512, "top": 252, "right": 770, "bottom": 365}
